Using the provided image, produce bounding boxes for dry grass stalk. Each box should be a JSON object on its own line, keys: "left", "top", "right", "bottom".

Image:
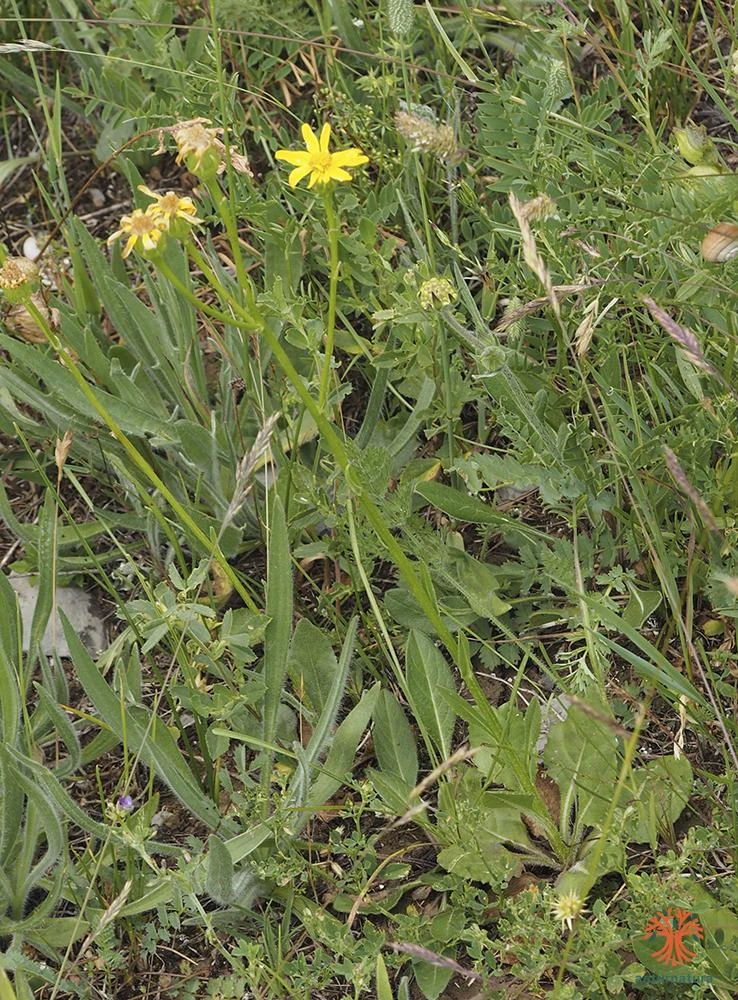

{"left": 508, "top": 192, "right": 560, "bottom": 320}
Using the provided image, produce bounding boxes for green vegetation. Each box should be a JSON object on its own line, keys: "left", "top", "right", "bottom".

{"left": 2, "top": 0, "right": 738, "bottom": 996}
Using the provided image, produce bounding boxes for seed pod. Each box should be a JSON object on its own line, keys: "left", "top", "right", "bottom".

{"left": 701, "top": 223, "right": 738, "bottom": 263}
{"left": 674, "top": 123, "right": 718, "bottom": 166}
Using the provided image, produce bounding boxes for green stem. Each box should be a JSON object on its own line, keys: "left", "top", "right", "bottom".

{"left": 320, "top": 187, "right": 340, "bottom": 410}
{"left": 160, "top": 259, "right": 462, "bottom": 668}
{"left": 24, "top": 297, "right": 260, "bottom": 615}
{"left": 111, "top": 249, "right": 459, "bottom": 669}
{"left": 435, "top": 315, "right": 455, "bottom": 471}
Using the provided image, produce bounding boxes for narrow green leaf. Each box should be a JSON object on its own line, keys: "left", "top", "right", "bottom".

{"left": 375, "top": 953, "right": 393, "bottom": 1000}
{"left": 373, "top": 689, "right": 418, "bottom": 791}
{"left": 0, "top": 574, "right": 21, "bottom": 746}
{"left": 224, "top": 823, "right": 273, "bottom": 864}
{"left": 415, "top": 480, "right": 548, "bottom": 544}
{"left": 0, "top": 154, "right": 38, "bottom": 188}
{"left": 206, "top": 835, "right": 235, "bottom": 904}
{"left": 308, "top": 683, "right": 380, "bottom": 808}
{"left": 415, "top": 480, "right": 501, "bottom": 524}
{"left": 3, "top": 745, "right": 114, "bottom": 845}
{"left": 27, "top": 489, "right": 56, "bottom": 670}
{"left": 301, "top": 617, "right": 357, "bottom": 764}
{"left": 288, "top": 618, "right": 337, "bottom": 714}
{"left": 406, "top": 631, "right": 456, "bottom": 759}
{"left": 34, "top": 685, "right": 81, "bottom": 776}
{"left": 0, "top": 747, "right": 64, "bottom": 897}
{"left": 424, "top": 0, "right": 478, "bottom": 81}
{"left": 0, "top": 966, "right": 18, "bottom": 1000}
{"left": 261, "top": 496, "right": 293, "bottom": 796}
{"left": 284, "top": 618, "right": 358, "bottom": 832}
{"left": 0, "top": 477, "right": 34, "bottom": 547}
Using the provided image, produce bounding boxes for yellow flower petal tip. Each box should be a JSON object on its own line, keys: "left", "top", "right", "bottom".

{"left": 275, "top": 121, "right": 368, "bottom": 188}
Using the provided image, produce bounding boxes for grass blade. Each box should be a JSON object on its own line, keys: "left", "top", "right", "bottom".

{"left": 260, "top": 495, "right": 293, "bottom": 807}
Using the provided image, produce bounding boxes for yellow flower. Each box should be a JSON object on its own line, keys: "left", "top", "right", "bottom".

{"left": 107, "top": 208, "right": 166, "bottom": 258}
{"left": 275, "top": 123, "right": 368, "bottom": 189}
{"left": 137, "top": 186, "right": 203, "bottom": 226}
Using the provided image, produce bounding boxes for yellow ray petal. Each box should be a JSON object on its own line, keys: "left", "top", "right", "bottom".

{"left": 326, "top": 166, "right": 353, "bottom": 183}
{"left": 319, "top": 123, "right": 331, "bottom": 153}
{"left": 330, "top": 148, "right": 369, "bottom": 168}
{"left": 307, "top": 170, "right": 320, "bottom": 189}
{"left": 275, "top": 149, "right": 311, "bottom": 165}
{"left": 288, "top": 163, "right": 313, "bottom": 187}
{"left": 301, "top": 123, "right": 319, "bottom": 153}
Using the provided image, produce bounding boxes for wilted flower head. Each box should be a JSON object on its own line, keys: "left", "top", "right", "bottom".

{"left": 0, "top": 256, "right": 40, "bottom": 303}
{"left": 108, "top": 208, "right": 166, "bottom": 258}
{"left": 419, "top": 275, "right": 457, "bottom": 310}
{"left": 3, "top": 293, "right": 58, "bottom": 343}
{"left": 117, "top": 794, "right": 135, "bottom": 812}
{"left": 163, "top": 119, "right": 252, "bottom": 179}
{"left": 275, "top": 122, "right": 369, "bottom": 188}
{"left": 395, "top": 103, "right": 457, "bottom": 160}
{"left": 173, "top": 122, "right": 223, "bottom": 176}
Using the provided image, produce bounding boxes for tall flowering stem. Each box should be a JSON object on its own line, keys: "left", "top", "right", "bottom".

{"left": 320, "top": 188, "right": 340, "bottom": 410}
{"left": 274, "top": 122, "right": 368, "bottom": 411}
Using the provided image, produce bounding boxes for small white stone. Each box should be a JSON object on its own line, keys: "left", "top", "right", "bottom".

{"left": 22, "top": 235, "right": 40, "bottom": 260}
{"left": 89, "top": 187, "right": 105, "bottom": 208}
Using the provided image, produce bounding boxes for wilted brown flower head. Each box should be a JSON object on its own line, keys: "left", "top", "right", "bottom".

{"left": 3, "top": 292, "right": 59, "bottom": 343}
{"left": 161, "top": 118, "right": 252, "bottom": 178}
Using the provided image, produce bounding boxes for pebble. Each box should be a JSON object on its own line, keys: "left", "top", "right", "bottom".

{"left": 22, "top": 235, "right": 41, "bottom": 260}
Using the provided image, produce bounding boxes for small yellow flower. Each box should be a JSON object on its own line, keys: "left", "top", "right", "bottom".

{"left": 275, "top": 123, "right": 368, "bottom": 189}
{"left": 137, "top": 186, "right": 203, "bottom": 226}
{"left": 552, "top": 891, "right": 588, "bottom": 933}
{"left": 107, "top": 208, "right": 166, "bottom": 258}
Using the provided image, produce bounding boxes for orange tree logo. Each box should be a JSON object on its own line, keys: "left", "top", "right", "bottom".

{"left": 643, "top": 908, "right": 704, "bottom": 968}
